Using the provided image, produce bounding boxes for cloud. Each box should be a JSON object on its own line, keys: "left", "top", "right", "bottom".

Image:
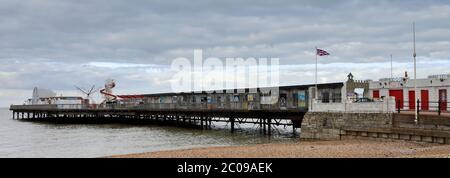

{"left": 0, "top": 0, "right": 450, "bottom": 106}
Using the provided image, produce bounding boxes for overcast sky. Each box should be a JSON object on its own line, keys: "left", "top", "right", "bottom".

{"left": 1, "top": 0, "right": 450, "bottom": 106}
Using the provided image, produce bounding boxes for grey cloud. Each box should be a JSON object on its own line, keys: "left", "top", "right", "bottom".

{"left": 1, "top": 0, "right": 449, "bottom": 63}
{"left": 1, "top": 0, "right": 450, "bottom": 106}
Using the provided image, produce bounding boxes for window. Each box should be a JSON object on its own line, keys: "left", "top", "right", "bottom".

{"left": 332, "top": 92, "right": 341, "bottom": 103}
{"left": 321, "top": 91, "right": 330, "bottom": 103}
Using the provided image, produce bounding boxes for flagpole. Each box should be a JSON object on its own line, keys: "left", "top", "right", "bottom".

{"left": 315, "top": 47, "right": 318, "bottom": 100}
{"left": 390, "top": 54, "right": 393, "bottom": 80}
{"left": 413, "top": 22, "right": 418, "bottom": 124}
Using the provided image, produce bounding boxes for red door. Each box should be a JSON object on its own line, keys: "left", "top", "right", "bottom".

{"left": 439, "top": 89, "right": 447, "bottom": 111}
{"left": 421, "top": 90, "right": 429, "bottom": 111}
{"left": 408, "top": 91, "right": 415, "bottom": 110}
{"left": 373, "top": 90, "right": 380, "bottom": 99}
{"left": 389, "top": 90, "right": 403, "bottom": 109}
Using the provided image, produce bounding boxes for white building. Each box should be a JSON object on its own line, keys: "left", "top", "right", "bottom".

{"left": 369, "top": 73, "right": 450, "bottom": 111}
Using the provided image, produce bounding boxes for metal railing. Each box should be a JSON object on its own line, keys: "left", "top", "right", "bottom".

{"left": 10, "top": 104, "right": 90, "bottom": 110}
{"left": 11, "top": 101, "right": 309, "bottom": 111}
{"left": 113, "top": 102, "right": 304, "bottom": 111}
{"left": 396, "top": 99, "right": 449, "bottom": 115}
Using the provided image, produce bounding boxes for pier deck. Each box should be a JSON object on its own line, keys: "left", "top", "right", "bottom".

{"left": 10, "top": 105, "right": 305, "bottom": 136}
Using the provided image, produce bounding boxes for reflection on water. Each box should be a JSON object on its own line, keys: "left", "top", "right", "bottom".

{"left": 0, "top": 109, "right": 298, "bottom": 158}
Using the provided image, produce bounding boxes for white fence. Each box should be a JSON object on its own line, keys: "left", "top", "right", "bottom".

{"left": 310, "top": 98, "right": 396, "bottom": 113}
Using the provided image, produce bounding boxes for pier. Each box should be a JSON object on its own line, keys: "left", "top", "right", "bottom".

{"left": 9, "top": 75, "right": 450, "bottom": 143}
{"left": 10, "top": 82, "right": 343, "bottom": 137}
{"left": 10, "top": 104, "right": 305, "bottom": 136}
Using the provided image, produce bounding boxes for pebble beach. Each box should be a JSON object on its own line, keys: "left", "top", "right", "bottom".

{"left": 109, "top": 140, "right": 450, "bottom": 158}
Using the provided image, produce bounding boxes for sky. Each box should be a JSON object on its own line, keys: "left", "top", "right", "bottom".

{"left": 1, "top": 0, "right": 450, "bottom": 106}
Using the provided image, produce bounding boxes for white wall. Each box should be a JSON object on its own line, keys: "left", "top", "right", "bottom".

{"left": 311, "top": 97, "right": 396, "bottom": 113}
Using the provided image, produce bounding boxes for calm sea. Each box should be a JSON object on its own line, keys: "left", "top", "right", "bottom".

{"left": 0, "top": 108, "right": 297, "bottom": 158}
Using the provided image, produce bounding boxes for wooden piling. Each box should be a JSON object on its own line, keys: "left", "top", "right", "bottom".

{"left": 230, "top": 117, "right": 235, "bottom": 133}
{"left": 292, "top": 124, "right": 296, "bottom": 138}
{"left": 263, "top": 118, "right": 266, "bottom": 135}
{"left": 259, "top": 118, "right": 263, "bottom": 133}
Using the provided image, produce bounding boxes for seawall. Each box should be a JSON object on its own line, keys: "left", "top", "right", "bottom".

{"left": 301, "top": 112, "right": 450, "bottom": 144}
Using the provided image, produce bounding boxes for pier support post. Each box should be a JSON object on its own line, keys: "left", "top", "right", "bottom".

{"left": 259, "top": 118, "right": 263, "bottom": 133}
{"left": 267, "top": 118, "right": 272, "bottom": 136}
{"left": 231, "top": 117, "right": 235, "bottom": 133}
{"left": 263, "top": 118, "right": 266, "bottom": 135}
{"left": 12, "top": 112, "right": 15, "bottom": 120}
{"left": 200, "top": 116, "right": 204, "bottom": 129}
{"left": 292, "top": 123, "right": 296, "bottom": 138}
{"left": 211, "top": 117, "right": 213, "bottom": 128}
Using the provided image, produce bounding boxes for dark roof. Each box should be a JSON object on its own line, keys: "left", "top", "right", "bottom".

{"left": 117, "top": 95, "right": 145, "bottom": 99}
{"left": 130, "top": 82, "right": 343, "bottom": 97}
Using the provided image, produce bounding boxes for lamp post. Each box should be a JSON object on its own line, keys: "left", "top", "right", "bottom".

{"left": 413, "top": 22, "right": 418, "bottom": 124}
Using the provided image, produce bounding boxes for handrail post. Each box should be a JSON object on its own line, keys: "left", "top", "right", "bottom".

{"left": 397, "top": 99, "right": 401, "bottom": 113}
{"left": 438, "top": 99, "right": 441, "bottom": 115}
{"left": 417, "top": 99, "right": 420, "bottom": 122}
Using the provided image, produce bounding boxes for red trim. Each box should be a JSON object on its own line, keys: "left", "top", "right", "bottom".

{"left": 439, "top": 89, "right": 447, "bottom": 111}
{"left": 421, "top": 90, "right": 429, "bottom": 111}
{"left": 373, "top": 90, "right": 380, "bottom": 99}
{"left": 100, "top": 89, "right": 118, "bottom": 100}
{"left": 408, "top": 91, "right": 415, "bottom": 110}
{"left": 389, "top": 90, "right": 403, "bottom": 109}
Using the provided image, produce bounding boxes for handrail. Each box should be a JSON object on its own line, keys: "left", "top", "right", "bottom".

{"left": 395, "top": 99, "right": 449, "bottom": 115}
{"left": 10, "top": 103, "right": 307, "bottom": 111}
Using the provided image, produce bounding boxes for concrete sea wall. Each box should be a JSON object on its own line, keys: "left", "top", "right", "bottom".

{"left": 300, "top": 112, "right": 394, "bottom": 140}
{"left": 301, "top": 112, "right": 450, "bottom": 144}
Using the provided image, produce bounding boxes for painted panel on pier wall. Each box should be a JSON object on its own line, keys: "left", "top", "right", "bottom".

{"left": 297, "top": 91, "right": 306, "bottom": 109}
{"left": 243, "top": 94, "right": 248, "bottom": 110}
{"left": 248, "top": 94, "right": 255, "bottom": 110}
{"left": 207, "top": 96, "right": 213, "bottom": 109}
{"left": 279, "top": 94, "right": 287, "bottom": 109}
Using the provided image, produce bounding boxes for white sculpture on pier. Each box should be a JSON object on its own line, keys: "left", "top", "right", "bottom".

{"left": 100, "top": 79, "right": 118, "bottom": 103}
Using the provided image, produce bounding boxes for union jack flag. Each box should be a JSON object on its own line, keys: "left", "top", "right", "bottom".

{"left": 316, "top": 49, "right": 330, "bottom": 56}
